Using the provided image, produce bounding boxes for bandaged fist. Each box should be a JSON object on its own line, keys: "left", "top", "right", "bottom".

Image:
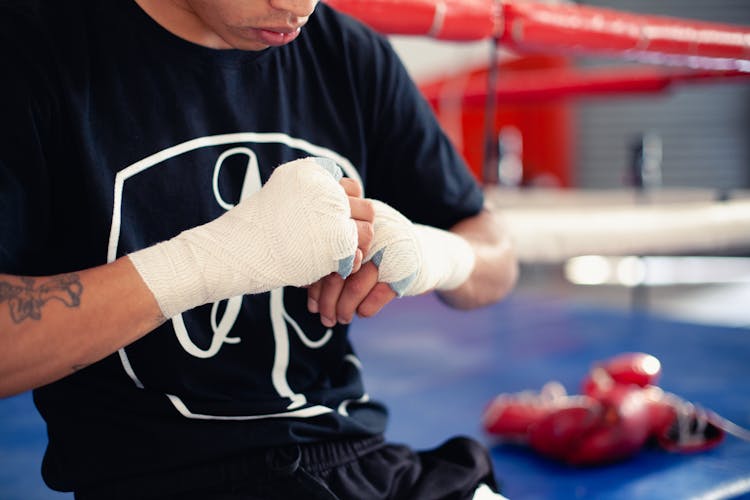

{"left": 240, "top": 157, "right": 359, "bottom": 283}
{"left": 365, "top": 200, "right": 475, "bottom": 296}
{"left": 130, "top": 157, "right": 358, "bottom": 318}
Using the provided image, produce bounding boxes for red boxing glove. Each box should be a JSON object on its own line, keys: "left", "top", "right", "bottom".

{"left": 482, "top": 381, "right": 574, "bottom": 442}
{"left": 582, "top": 352, "right": 662, "bottom": 398}
{"left": 483, "top": 352, "right": 742, "bottom": 466}
{"left": 648, "top": 389, "right": 726, "bottom": 453}
{"left": 528, "top": 384, "right": 657, "bottom": 466}
{"left": 482, "top": 382, "right": 654, "bottom": 466}
{"left": 581, "top": 352, "right": 727, "bottom": 454}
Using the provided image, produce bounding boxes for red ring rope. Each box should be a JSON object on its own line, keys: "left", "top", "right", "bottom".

{"left": 324, "top": 0, "right": 750, "bottom": 71}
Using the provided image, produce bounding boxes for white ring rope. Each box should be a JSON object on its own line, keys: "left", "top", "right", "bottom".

{"left": 487, "top": 188, "right": 750, "bottom": 263}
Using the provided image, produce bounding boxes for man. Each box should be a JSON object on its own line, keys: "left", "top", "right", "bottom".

{"left": 0, "top": 0, "right": 517, "bottom": 497}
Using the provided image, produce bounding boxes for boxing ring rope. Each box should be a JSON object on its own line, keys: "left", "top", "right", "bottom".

{"left": 324, "top": 0, "right": 499, "bottom": 40}
{"left": 324, "top": 0, "right": 750, "bottom": 71}
{"left": 419, "top": 66, "right": 750, "bottom": 104}
{"left": 499, "top": 1, "right": 750, "bottom": 72}
{"left": 325, "top": 0, "right": 750, "bottom": 263}
{"left": 485, "top": 190, "right": 750, "bottom": 263}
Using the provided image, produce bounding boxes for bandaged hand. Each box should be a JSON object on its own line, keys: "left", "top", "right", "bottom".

{"left": 129, "top": 157, "right": 358, "bottom": 318}
{"left": 365, "top": 200, "right": 476, "bottom": 297}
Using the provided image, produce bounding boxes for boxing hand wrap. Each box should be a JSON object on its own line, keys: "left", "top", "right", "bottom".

{"left": 129, "top": 157, "right": 358, "bottom": 318}
{"left": 365, "top": 200, "right": 476, "bottom": 297}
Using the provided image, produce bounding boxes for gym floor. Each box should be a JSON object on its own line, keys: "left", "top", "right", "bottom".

{"left": 2, "top": 266, "right": 749, "bottom": 499}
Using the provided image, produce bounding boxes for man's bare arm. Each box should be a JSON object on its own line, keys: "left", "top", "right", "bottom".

{"left": 437, "top": 206, "right": 518, "bottom": 310}
{"left": 0, "top": 257, "right": 164, "bottom": 398}
{"left": 0, "top": 159, "right": 373, "bottom": 398}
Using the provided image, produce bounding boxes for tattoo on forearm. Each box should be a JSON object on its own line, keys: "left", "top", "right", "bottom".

{"left": 0, "top": 274, "right": 83, "bottom": 323}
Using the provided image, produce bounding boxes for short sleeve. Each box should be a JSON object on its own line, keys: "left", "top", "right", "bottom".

{"left": 0, "top": 5, "right": 55, "bottom": 274}
{"left": 358, "top": 35, "right": 483, "bottom": 229}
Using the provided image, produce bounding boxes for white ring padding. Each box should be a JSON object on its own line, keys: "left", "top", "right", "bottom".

{"left": 486, "top": 188, "right": 750, "bottom": 263}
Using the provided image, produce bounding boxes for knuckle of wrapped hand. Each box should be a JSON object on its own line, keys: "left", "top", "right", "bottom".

{"left": 360, "top": 222, "right": 374, "bottom": 243}
{"left": 361, "top": 199, "right": 376, "bottom": 220}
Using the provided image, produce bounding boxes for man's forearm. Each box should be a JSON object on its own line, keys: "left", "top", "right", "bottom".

{"left": 0, "top": 257, "right": 165, "bottom": 398}
{"left": 437, "top": 207, "right": 518, "bottom": 310}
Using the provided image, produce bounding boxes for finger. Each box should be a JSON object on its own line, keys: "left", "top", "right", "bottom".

{"left": 349, "top": 197, "right": 375, "bottom": 222}
{"left": 335, "top": 262, "right": 380, "bottom": 324}
{"left": 340, "top": 177, "right": 363, "bottom": 198}
{"left": 357, "top": 282, "right": 398, "bottom": 318}
{"left": 348, "top": 197, "right": 374, "bottom": 258}
{"left": 317, "top": 272, "right": 346, "bottom": 328}
{"left": 307, "top": 280, "right": 322, "bottom": 314}
{"left": 350, "top": 248, "right": 363, "bottom": 275}
{"left": 355, "top": 220, "right": 374, "bottom": 255}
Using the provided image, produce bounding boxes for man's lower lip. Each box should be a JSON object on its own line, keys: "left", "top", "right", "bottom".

{"left": 258, "top": 28, "right": 301, "bottom": 46}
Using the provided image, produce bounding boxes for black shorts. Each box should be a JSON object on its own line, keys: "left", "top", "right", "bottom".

{"left": 74, "top": 435, "right": 500, "bottom": 500}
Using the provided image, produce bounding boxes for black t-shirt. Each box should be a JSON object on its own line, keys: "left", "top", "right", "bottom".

{"left": 0, "top": 0, "right": 484, "bottom": 491}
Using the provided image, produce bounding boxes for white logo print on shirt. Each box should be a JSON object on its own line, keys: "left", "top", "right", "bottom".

{"left": 107, "top": 133, "right": 369, "bottom": 420}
